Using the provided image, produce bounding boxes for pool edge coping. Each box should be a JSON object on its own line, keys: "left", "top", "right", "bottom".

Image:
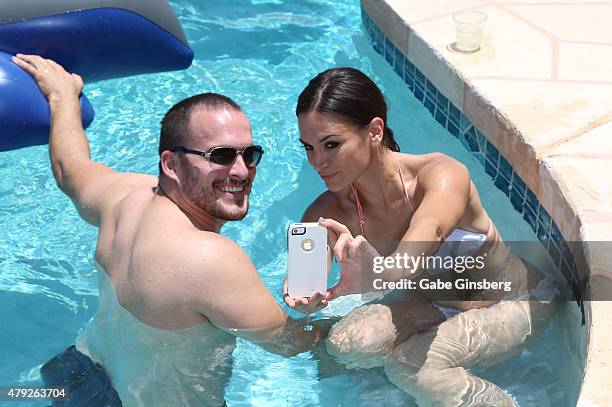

{"left": 360, "top": 0, "right": 611, "bottom": 404}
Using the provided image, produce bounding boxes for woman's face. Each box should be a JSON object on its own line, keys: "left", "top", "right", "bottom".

{"left": 298, "top": 111, "right": 374, "bottom": 192}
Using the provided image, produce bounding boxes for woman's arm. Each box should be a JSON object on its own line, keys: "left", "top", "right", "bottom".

{"left": 323, "top": 157, "right": 473, "bottom": 299}
{"left": 381, "top": 158, "right": 471, "bottom": 282}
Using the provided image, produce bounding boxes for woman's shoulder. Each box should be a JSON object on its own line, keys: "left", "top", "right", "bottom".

{"left": 301, "top": 191, "right": 352, "bottom": 223}
{"left": 398, "top": 151, "right": 461, "bottom": 169}
{"left": 398, "top": 152, "right": 469, "bottom": 191}
{"left": 399, "top": 152, "right": 466, "bottom": 176}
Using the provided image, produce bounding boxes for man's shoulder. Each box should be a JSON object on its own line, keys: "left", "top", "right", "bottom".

{"left": 171, "top": 229, "right": 253, "bottom": 272}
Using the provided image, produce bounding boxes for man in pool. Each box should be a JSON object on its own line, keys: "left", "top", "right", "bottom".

{"left": 12, "top": 54, "right": 325, "bottom": 406}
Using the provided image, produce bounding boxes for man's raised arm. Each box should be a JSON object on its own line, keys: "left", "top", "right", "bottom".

{"left": 12, "top": 54, "right": 154, "bottom": 226}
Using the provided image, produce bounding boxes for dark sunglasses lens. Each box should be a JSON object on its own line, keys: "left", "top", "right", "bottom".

{"left": 209, "top": 148, "right": 237, "bottom": 165}
{"left": 243, "top": 146, "right": 263, "bottom": 167}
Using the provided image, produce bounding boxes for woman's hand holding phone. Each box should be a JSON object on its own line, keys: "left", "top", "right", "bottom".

{"left": 285, "top": 222, "right": 329, "bottom": 314}
{"left": 318, "top": 217, "right": 381, "bottom": 300}
{"left": 282, "top": 278, "right": 328, "bottom": 314}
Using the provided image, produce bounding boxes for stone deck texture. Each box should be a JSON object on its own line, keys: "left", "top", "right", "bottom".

{"left": 361, "top": 0, "right": 612, "bottom": 405}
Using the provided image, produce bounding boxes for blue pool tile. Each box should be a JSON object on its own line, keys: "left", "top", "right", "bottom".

{"left": 570, "top": 275, "right": 583, "bottom": 303}
{"left": 473, "top": 152, "right": 485, "bottom": 167}
{"left": 405, "top": 59, "right": 415, "bottom": 76}
{"left": 362, "top": 21, "right": 369, "bottom": 35}
{"left": 362, "top": 19, "right": 370, "bottom": 35}
{"left": 511, "top": 174, "right": 526, "bottom": 197}
{"left": 437, "top": 104, "right": 449, "bottom": 123}
{"left": 495, "top": 176, "right": 510, "bottom": 196}
{"left": 404, "top": 77, "right": 415, "bottom": 91}
{"left": 362, "top": 15, "right": 371, "bottom": 31}
{"left": 510, "top": 190, "right": 524, "bottom": 213}
{"left": 560, "top": 260, "right": 573, "bottom": 285}
{"left": 385, "top": 47, "right": 394, "bottom": 65}
{"left": 561, "top": 240, "right": 574, "bottom": 265}
{"left": 537, "top": 223, "right": 550, "bottom": 248}
{"left": 460, "top": 113, "right": 474, "bottom": 135}
{"left": 525, "top": 188, "right": 539, "bottom": 212}
{"left": 394, "top": 46, "right": 403, "bottom": 63}
{"left": 426, "top": 81, "right": 437, "bottom": 99}
{"left": 414, "top": 68, "right": 426, "bottom": 87}
{"left": 436, "top": 92, "right": 449, "bottom": 110}
{"left": 551, "top": 222, "right": 562, "bottom": 242}
{"left": 548, "top": 240, "right": 561, "bottom": 267}
{"left": 572, "top": 260, "right": 582, "bottom": 287}
{"left": 435, "top": 109, "right": 447, "bottom": 127}
{"left": 498, "top": 155, "right": 513, "bottom": 181}
{"left": 448, "top": 103, "right": 461, "bottom": 127}
{"left": 523, "top": 205, "right": 538, "bottom": 233}
{"left": 384, "top": 36, "right": 392, "bottom": 51}
{"left": 424, "top": 97, "right": 436, "bottom": 115}
{"left": 485, "top": 141, "right": 500, "bottom": 166}
{"left": 476, "top": 130, "right": 487, "bottom": 153}
{"left": 485, "top": 159, "right": 497, "bottom": 178}
{"left": 367, "top": 26, "right": 375, "bottom": 38}
{"left": 393, "top": 55, "right": 404, "bottom": 79}
{"left": 438, "top": 103, "right": 449, "bottom": 120}
{"left": 373, "top": 24, "right": 383, "bottom": 40}
{"left": 460, "top": 114, "right": 471, "bottom": 134}
{"left": 538, "top": 206, "right": 552, "bottom": 236}
{"left": 393, "top": 60, "right": 404, "bottom": 79}
{"left": 448, "top": 121, "right": 460, "bottom": 138}
{"left": 457, "top": 132, "right": 468, "bottom": 150}
{"left": 404, "top": 67, "right": 414, "bottom": 87}
{"left": 368, "top": 20, "right": 380, "bottom": 36}
{"left": 464, "top": 127, "right": 479, "bottom": 152}
{"left": 373, "top": 37, "right": 383, "bottom": 54}
{"left": 414, "top": 85, "right": 424, "bottom": 102}
{"left": 471, "top": 127, "right": 482, "bottom": 149}
{"left": 548, "top": 240, "right": 562, "bottom": 267}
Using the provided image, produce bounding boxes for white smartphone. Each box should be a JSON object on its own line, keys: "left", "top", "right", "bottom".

{"left": 287, "top": 222, "right": 328, "bottom": 298}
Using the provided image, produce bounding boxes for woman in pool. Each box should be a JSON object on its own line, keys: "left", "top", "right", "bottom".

{"left": 285, "top": 67, "right": 557, "bottom": 406}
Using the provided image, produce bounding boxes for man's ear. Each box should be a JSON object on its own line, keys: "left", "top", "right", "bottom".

{"left": 160, "top": 150, "right": 180, "bottom": 183}
{"left": 368, "top": 117, "right": 385, "bottom": 148}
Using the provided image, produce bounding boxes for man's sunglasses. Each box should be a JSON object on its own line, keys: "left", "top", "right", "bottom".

{"left": 170, "top": 145, "right": 264, "bottom": 167}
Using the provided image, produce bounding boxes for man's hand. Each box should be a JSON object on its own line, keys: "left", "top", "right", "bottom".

{"left": 12, "top": 54, "right": 83, "bottom": 103}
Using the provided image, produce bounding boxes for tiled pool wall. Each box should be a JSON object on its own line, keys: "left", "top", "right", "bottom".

{"left": 361, "top": 7, "right": 586, "bottom": 319}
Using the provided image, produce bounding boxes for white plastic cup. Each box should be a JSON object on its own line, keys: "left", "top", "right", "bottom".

{"left": 452, "top": 10, "right": 487, "bottom": 52}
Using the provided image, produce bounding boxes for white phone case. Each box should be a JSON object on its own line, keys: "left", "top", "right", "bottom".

{"left": 287, "top": 222, "right": 327, "bottom": 298}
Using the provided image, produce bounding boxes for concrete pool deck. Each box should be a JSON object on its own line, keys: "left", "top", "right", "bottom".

{"left": 361, "top": 0, "right": 612, "bottom": 405}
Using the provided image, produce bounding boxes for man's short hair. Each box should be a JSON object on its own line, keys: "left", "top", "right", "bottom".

{"left": 158, "top": 93, "right": 242, "bottom": 175}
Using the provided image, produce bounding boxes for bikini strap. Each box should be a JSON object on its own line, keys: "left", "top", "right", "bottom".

{"left": 350, "top": 161, "right": 414, "bottom": 238}
{"left": 350, "top": 183, "right": 367, "bottom": 237}
{"left": 396, "top": 161, "right": 416, "bottom": 213}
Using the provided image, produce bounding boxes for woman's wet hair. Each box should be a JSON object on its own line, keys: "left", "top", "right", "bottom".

{"left": 296, "top": 68, "right": 400, "bottom": 152}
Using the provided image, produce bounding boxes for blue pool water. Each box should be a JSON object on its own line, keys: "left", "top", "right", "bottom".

{"left": 0, "top": 0, "right": 581, "bottom": 405}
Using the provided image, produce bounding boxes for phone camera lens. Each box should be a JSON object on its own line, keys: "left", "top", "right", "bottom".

{"left": 292, "top": 227, "right": 306, "bottom": 235}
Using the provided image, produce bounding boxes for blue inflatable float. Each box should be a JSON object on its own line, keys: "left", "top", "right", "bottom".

{"left": 0, "top": 0, "right": 193, "bottom": 151}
